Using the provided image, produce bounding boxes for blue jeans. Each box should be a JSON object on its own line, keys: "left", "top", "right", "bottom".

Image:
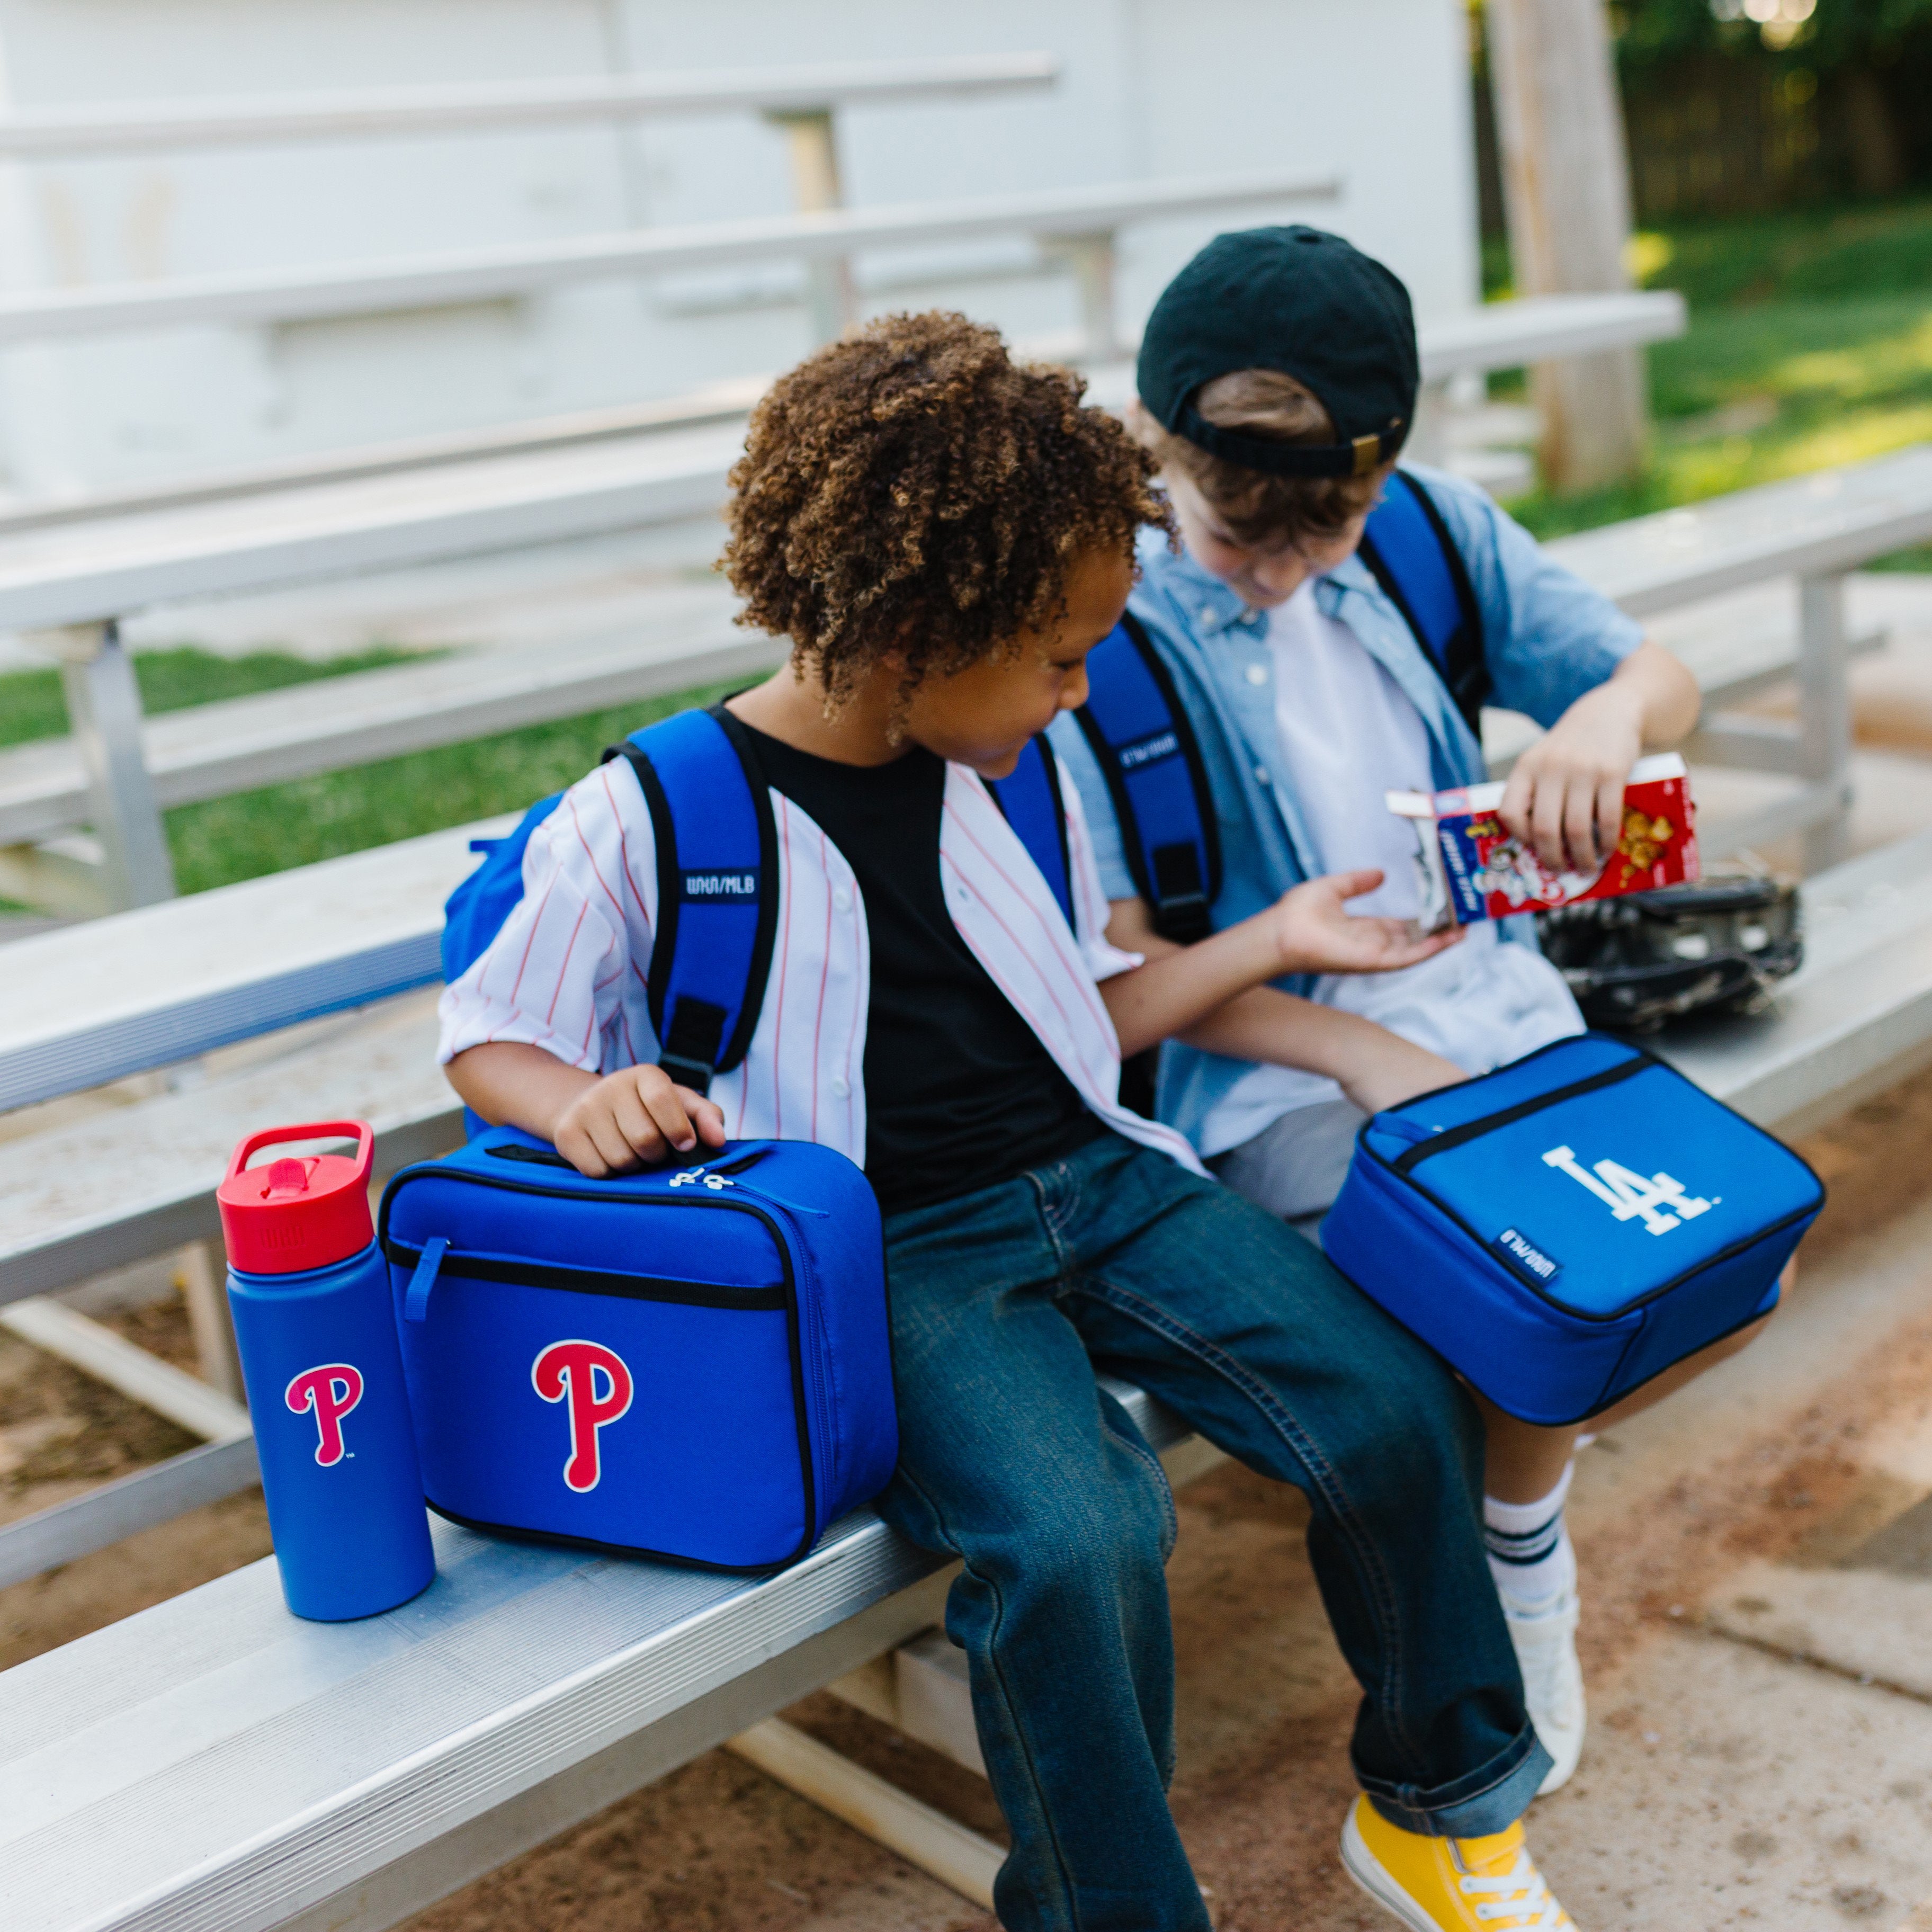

{"left": 875, "top": 1133, "right": 1547, "bottom": 1932}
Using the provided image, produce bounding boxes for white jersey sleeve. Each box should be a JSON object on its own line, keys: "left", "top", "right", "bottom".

{"left": 437, "top": 758, "right": 662, "bottom": 1074}
{"left": 1058, "top": 755, "right": 1144, "bottom": 985}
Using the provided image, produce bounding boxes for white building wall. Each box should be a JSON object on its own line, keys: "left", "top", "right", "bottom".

{"left": 0, "top": 0, "right": 1479, "bottom": 498}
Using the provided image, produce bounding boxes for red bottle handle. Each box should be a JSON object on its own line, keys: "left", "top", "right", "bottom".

{"left": 225, "top": 1120, "right": 373, "bottom": 1189}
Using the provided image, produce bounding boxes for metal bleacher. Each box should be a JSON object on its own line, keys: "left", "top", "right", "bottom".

{"left": 0, "top": 293, "right": 1700, "bottom": 916}
{"left": 4, "top": 811, "right": 1931, "bottom": 1930}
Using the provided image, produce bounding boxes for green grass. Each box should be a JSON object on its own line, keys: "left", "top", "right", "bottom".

{"left": 163, "top": 676, "right": 744, "bottom": 895}
{"left": 1491, "top": 196, "right": 1932, "bottom": 548}
{"left": 0, "top": 644, "right": 427, "bottom": 749}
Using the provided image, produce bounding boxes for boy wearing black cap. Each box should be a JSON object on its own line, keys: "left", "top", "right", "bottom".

{"left": 1053, "top": 226, "right": 1732, "bottom": 1839}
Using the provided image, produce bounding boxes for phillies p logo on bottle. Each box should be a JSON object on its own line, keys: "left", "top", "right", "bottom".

{"left": 285, "top": 1363, "right": 365, "bottom": 1467}
{"left": 532, "top": 1340, "right": 634, "bottom": 1492}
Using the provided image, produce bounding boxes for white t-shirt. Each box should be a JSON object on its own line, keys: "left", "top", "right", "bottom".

{"left": 1197, "top": 580, "right": 1583, "bottom": 1158}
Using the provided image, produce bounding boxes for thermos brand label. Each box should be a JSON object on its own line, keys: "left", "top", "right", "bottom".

{"left": 285, "top": 1363, "right": 365, "bottom": 1466}
{"left": 532, "top": 1339, "right": 634, "bottom": 1492}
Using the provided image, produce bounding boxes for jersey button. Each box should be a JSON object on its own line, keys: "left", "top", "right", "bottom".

{"left": 833, "top": 888, "right": 852, "bottom": 913}
{"left": 1246, "top": 663, "right": 1268, "bottom": 685}
{"left": 831, "top": 1076, "right": 851, "bottom": 1098}
{"left": 1254, "top": 764, "right": 1272, "bottom": 786}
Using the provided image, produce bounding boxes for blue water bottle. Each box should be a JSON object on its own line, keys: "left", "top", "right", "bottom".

{"left": 219, "top": 1120, "right": 435, "bottom": 1620}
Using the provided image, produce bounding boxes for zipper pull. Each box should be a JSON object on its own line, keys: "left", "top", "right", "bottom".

{"left": 404, "top": 1236, "right": 449, "bottom": 1323}
{"left": 1372, "top": 1114, "right": 1436, "bottom": 1147}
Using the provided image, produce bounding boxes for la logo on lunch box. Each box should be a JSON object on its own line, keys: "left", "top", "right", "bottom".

{"left": 1541, "top": 1144, "right": 1716, "bottom": 1237}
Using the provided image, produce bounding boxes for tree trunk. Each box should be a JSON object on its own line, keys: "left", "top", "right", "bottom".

{"left": 1838, "top": 66, "right": 1907, "bottom": 198}
{"left": 1485, "top": 0, "right": 1649, "bottom": 491}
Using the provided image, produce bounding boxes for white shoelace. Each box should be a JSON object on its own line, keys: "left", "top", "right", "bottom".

{"left": 1459, "top": 1849, "right": 1570, "bottom": 1927}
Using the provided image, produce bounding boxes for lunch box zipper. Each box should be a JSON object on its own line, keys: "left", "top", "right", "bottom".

{"left": 1390, "top": 1054, "right": 1647, "bottom": 1174}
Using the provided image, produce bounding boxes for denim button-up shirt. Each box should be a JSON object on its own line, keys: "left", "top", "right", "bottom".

{"left": 1049, "top": 463, "right": 1644, "bottom": 1150}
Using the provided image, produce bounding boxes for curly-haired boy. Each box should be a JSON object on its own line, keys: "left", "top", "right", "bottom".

{"left": 442, "top": 311, "right": 1579, "bottom": 1932}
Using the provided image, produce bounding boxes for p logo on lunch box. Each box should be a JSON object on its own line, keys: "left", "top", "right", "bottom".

{"left": 532, "top": 1339, "right": 634, "bottom": 1492}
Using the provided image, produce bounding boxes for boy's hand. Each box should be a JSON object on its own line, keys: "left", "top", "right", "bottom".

{"left": 1497, "top": 640, "right": 1701, "bottom": 875}
{"left": 1498, "top": 680, "right": 1643, "bottom": 877}
{"left": 1266, "top": 870, "right": 1462, "bottom": 977}
{"left": 553, "top": 1065, "right": 728, "bottom": 1177}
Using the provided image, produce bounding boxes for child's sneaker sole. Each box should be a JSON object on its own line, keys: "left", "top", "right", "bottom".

{"left": 1340, "top": 1803, "right": 1447, "bottom": 1932}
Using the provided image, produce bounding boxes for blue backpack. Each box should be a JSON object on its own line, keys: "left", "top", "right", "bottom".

{"left": 1322, "top": 1034, "right": 1824, "bottom": 1425}
{"left": 444, "top": 701, "right": 1076, "bottom": 1106}
{"left": 412, "top": 703, "right": 1076, "bottom": 1569}
{"left": 380, "top": 1126, "right": 896, "bottom": 1570}
{"left": 1074, "top": 468, "right": 1487, "bottom": 942}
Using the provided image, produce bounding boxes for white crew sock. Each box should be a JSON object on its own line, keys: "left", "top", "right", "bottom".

{"left": 1483, "top": 1462, "right": 1576, "bottom": 1616}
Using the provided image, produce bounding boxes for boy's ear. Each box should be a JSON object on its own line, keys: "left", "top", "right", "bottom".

{"left": 1122, "top": 396, "right": 1159, "bottom": 449}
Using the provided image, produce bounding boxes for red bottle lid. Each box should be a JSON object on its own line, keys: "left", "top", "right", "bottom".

{"left": 218, "top": 1121, "right": 375, "bottom": 1275}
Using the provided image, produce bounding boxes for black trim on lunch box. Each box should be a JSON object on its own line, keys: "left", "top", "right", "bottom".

{"left": 1390, "top": 1053, "right": 1647, "bottom": 1174}
{"left": 423, "top": 1497, "right": 808, "bottom": 1575}
{"left": 482, "top": 1142, "right": 774, "bottom": 1177}
{"left": 1351, "top": 1036, "right": 1827, "bottom": 1325}
{"left": 1326, "top": 1235, "right": 1788, "bottom": 1427}
{"left": 380, "top": 1238, "right": 786, "bottom": 1310}
{"left": 378, "top": 1157, "right": 822, "bottom": 1570}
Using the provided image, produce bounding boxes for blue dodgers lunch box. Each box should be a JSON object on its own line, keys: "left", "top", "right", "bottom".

{"left": 1322, "top": 1034, "right": 1824, "bottom": 1426}
{"left": 377, "top": 1128, "right": 898, "bottom": 1571}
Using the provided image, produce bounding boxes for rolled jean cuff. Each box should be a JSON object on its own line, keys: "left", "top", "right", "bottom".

{"left": 1359, "top": 1722, "right": 1552, "bottom": 1840}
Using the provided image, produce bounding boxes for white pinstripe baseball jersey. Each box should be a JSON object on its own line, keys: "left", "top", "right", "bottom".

{"left": 438, "top": 746, "right": 1206, "bottom": 1178}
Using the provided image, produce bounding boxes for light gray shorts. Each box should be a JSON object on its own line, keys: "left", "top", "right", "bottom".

{"left": 1208, "top": 1096, "right": 1368, "bottom": 1241}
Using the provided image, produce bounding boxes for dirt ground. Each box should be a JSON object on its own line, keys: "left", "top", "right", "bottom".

{"left": 6, "top": 1068, "right": 1932, "bottom": 1930}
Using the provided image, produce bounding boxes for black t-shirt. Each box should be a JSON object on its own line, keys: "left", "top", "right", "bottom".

{"left": 736, "top": 722, "right": 1101, "bottom": 1217}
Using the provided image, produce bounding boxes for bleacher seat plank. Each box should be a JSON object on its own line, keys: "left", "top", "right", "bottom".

{"left": 0, "top": 588, "right": 764, "bottom": 847}
{"left": 0, "top": 1436, "right": 260, "bottom": 1593}
{"left": 0, "top": 423, "right": 747, "bottom": 634}
{"left": 0, "top": 53, "right": 1061, "bottom": 157}
{"left": 0, "top": 172, "right": 1338, "bottom": 346}
{"left": 0, "top": 994, "right": 454, "bottom": 1301}
{"left": 1660, "top": 825, "right": 1932, "bottom": 1135}
{"left": 1543, "top": 446, "right": 1932, "bottom": 616}
{"left": 0, "top": 1383, "right": 1191, "bottom": 1932}
{"left": 0, "top": 821, "right": 504, "bottom": 1113}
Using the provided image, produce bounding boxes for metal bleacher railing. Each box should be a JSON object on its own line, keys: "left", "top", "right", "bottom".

{"left": 0, "top": 291, "right": 1703, "bottom": 917}
{"left": 0, "top": 53, "right": 1060, "bottom": 340}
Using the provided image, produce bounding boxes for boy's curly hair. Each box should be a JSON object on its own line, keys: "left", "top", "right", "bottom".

{"left": 722, "top": 311, "right": 1170, "bottom": 710}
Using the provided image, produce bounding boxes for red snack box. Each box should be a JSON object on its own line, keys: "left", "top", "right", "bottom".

{"left": 1388, "top": 752, "right": 1699, "bottom": 929}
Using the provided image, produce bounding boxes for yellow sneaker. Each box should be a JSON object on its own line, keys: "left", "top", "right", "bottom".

{"left": 1340, "top": 1795, "right": 1575, "bottom": 1930}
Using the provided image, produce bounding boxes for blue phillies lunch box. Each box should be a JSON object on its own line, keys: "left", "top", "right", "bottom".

{"left": 1322, "top": 1034, "right": 1824, "bottom": 1426}
{"left": 377, "top": 1128, "right": 897, "bottom": 1571}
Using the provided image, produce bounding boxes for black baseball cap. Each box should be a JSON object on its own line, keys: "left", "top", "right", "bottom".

{"left": 1137, "top": 226, "right": 1419, "bottom": 479}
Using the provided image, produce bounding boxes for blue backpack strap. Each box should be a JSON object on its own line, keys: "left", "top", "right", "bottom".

{"left": 605, "top": 704, "right": 778, "bottom": 1095}
{"left": 986, "top": 734, "right": 1075, "bottom": 929}
{"left": 1072, "top": 612, "right": 1221, "bottom": 943}
{"left": 1356, "top": 468, "right": 1489, "bottom": 735}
